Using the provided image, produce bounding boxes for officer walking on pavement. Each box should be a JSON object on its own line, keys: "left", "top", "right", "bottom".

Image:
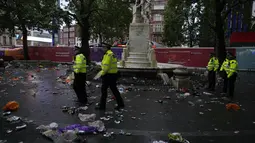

{"left": 207, "top": 52, "right": 219, "bottom": 91}
{"left": 220, "top": 52, "right": 231, "bottom": 94}
{"left": 226, "top": 54, "right": 238, "bottom": 100}
{"left": 94, "top": 44, "right": 125, "bottom": 110}
{"left": 73, "top": 47, "right": 88, "bottom": 104}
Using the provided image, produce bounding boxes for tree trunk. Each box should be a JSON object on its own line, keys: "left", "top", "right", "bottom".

{"left": 22, "top": 24, "right": 30, "bottom": 60}
{"left": 81, "top": 19, "right": 90, "bottom": 64}
{"left": 215, "top": 1, "right": 226, "bottom": 64}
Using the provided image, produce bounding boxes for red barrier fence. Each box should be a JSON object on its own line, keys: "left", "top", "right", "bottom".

{"left": 28, "top": 46, "right": 74, "bottom": 62}
{"left": 155, "top": 48, "right": 236, "bottom": 67}
{"left": 1, "top": 46, "right": 236, "bottom": 67}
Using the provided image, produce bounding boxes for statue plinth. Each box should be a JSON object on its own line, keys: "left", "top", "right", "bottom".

{"left": 129, "top": 23, "right": 150, "bottom": 52}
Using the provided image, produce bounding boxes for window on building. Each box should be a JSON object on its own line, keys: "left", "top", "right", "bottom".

{"left": 3, "top": 36, "right": 6, "bottom": 45}
{"left": 153, "top": 24, "right": 163, "bottom": 32}
{"left": 70, "top": 27, "right": 75, "bottom": 31}
{"left": 9, "top": 37, "right": 12, "bottom": 45}
{"left": 64, "top": 33, "right": 68, "bottom": 38}
{"left": 153, "top": 14, "right": 163, "bottom": 21}
{"left": 70, "top": 32, "right": 75, "bottom": 38}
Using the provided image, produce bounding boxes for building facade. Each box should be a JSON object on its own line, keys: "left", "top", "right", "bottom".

{"left": 150, "top": 0, "right": 166, "bottom": 43}
{"left": 59, "top": 25, "right": 79, "bottom": 46}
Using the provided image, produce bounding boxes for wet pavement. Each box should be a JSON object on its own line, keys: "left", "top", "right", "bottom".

{"left": 0, "top": 63, "right": 255, "bottom": 143}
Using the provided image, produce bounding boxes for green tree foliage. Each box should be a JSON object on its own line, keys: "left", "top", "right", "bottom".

{"left": 66, "top": 0, "right": 132, "bottom": 62}
{"left": 164, "top": 0, "right": 252, "bottom": 62}
{"left": 163, "top": 0, "right": 185, "bottom": 46}
{"left": 163, "top": 0, "right": 201, "bottom": 47}
{"left": 0, "top": 0, "right": 67, "bottom": 60}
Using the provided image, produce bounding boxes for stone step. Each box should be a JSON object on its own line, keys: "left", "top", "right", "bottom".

{"left": 127, "top": 57, "right": 148, "bottom": 62}
{"left": 129, "top": 52, "right": 147, "bottom": 56}
{"left": 125, "top": 61, "right": 151, "bottom": 68}
{"left": 128, "top": 52, "right": 147, "bottom": 58}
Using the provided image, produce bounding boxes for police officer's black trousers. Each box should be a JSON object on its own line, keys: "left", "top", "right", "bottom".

{"left": 100, "top": 73, "right": 124, "bottom": 108}
{"left": 208, "top": 70, "right": 216, "bottom": 90}
{"left": 222, "top": 71, "right": 228, "bottom": 93}
{"left": 228, "top": 73, "right": 237, "bottom": 99}
{"left": 73, "top": 73, "right": 87, "bottom": 103}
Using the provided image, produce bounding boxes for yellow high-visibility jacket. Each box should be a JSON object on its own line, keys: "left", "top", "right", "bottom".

{"left": 100, "top": 50, "right": 118, "bottom": 76}
{"left": 227, "top": 59, "right": 238, "bottom": 78}
{"left": 220, "top": 58, "right": 229, "bottom": 73}
{"left": 207, "top": 57, "right": 219, "bottom": 71}
{"left": 73, "top": 54, "right": 86, "bottom": 73}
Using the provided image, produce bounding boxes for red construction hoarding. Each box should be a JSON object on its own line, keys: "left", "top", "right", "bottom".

{"left": 155, "top": 48, "right": 236, "bottom": 67}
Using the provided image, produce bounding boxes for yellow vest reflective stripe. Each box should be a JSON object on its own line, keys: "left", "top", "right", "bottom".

{"left": 73, "top": 54, "right": 86, "bottom": 73}
{"left": 220, "top": 59, "right": 229, "bottom": 72}
{"left": 101, "top": 50, "right": 118, "bottom": 75}
{"left": 207, "top": 57, "right": 219, "bottom": 71}
{"left": 227, "top": 59, "right": 238, "bottom": 78}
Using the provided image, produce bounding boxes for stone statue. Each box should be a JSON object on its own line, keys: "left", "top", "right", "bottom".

{"left": 132, "top": 0, "right": 151, "bottom": 23}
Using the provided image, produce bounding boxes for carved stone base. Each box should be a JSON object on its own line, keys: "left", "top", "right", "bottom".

{"left": 129, "top": 23, "right": 150, "bottom": 52}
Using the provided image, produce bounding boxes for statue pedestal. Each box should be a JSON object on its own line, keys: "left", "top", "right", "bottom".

{"left": 121, "top": 23, "right": 155, "bottom": 68}
{"left": 171, "top": 68, "right": 191, "bottom": 89}
{"left": 129, "top": 23, "right": 150, "bottom": 52}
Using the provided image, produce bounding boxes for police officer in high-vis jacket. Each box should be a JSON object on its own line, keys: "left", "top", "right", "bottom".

{"left": 95, "top": 45, "right": 124, "bottom": 110}
{"left": 73, "top": 48, "right": 87, "bottom": 104}
{"left": 226, "top": 54, "right": 238, "bottom": 99}
{"left": 207, "top": 52, "right": 219, "bottom": 91}
{"left": 220, "top": 52, "right": 231, "bottom": 94}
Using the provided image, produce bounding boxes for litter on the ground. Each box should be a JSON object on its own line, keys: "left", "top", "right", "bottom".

{"left": 2, "top": 101, "right": 19, "bottom": 111}
{"left": 88, "top": 120, "right": 105, "bottom": 132}
{"left": 226, "top": 103, "right": 240, "bottom": 111}
{"left": 168, "top": 132, "right": 190, "bottom": 143}
{"left": 78, "top": 113, "right": 96, "bottom": 122}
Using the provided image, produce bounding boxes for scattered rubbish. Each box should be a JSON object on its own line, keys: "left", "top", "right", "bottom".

{"left": 141, "top": 113, "right": 146, "bottom": 115}
{"left": 199, "top": 112, "right": 204, "bottom": 115}
{"left": 100, "top": 117, "right": 110, "bottom": 121}
{"left": 59, "top": 124, "right": 97, "bottom": 133}
{"left": 168, "top": 132, "right": 190, "bottom": 143}
{"left": 226, "top": 103, "right": 240, "bottom": 111}
{"left": 78, "top": 113, "right": 96, "bottom": 122}
{"left": 0, "top": 140, "right": 7, "bottom": 143}
{"left": 7, "top": 116, "right": 20, "bottom": 122}
{"left": 125, "top": 132, "right": 132, "bottom": 136}
{"left": 188, "top": 101, "right": 195, "bottom": 106}
{"left": 114, "top": 120, "right": 120, "bottom": 124}
{"left": 77, "top": 106, "right": 88, "bottom": 111}
{"left": 61, "top": 106, "right": 76, "bottom": 115}
{"left": 214, "top": 128, "right": 218, "bottom": 131}
{"left": 184, "top": 93, "right": 190, "bottom": 96}
{"left": 208, "top": 109, "right": 212, "bottom": 112}
{"left": 61, "top": 130, "right": 78, "bottom": 142}
{"left": 6, "top": 129, "right": 12, "bottom": 134}
{"left": 2, "top": 101, "right": 19, "bottom": 111}
{"left": 119, "top": 87, "right": 124, "bottom": 94}
{"left": 49, "top": 122, "right": 58, "bottom": 129}
{"left": 88, "top": 120, "right": 105, "bottom": 132}
{"left": 163, "top": 96, "right": 171, "bottom": 99}
{"left": 103, "top": 132, "right": 114, "bottom": 137}
{"left": 2, "top": 111, "right": 11, "bottom": 116}
{"left": 16, "top": 124, "right": 27, "bottom": 131}
{"left": 131, "top": 117, "right": 136, "bottom": 120}
{"left": 203, "top": 92, "right": 213, "bottom": 96}
{"left": 96, "top": 85, "right": 100, "bottom": 88}
{"left": 234, "top": 131, "right": 239, "bottom": 134}
{"left": 157, "top": 100, "right": 163, "bottom": 103}
{"left": 42, "top": 130, "right": 60, "bottom": 141}
{"left": 153, "top": 141, "right": 167, "bottom": 143}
